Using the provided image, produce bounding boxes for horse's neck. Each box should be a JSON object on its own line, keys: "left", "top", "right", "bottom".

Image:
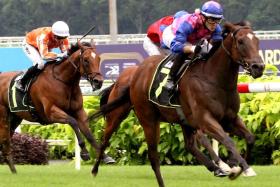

{"left": 203, "top": 43, "right": 240, "bottom": 90}
{"left": 53, "top": 58, "right": 81, "bottom": 85}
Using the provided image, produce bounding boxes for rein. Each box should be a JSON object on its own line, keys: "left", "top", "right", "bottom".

{"left": 221, "top": 26, "right": 251, "bottom": 72}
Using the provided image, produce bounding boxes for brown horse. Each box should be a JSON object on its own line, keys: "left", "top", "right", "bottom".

{"left": 0, "top": 41, "right": 113, "bottom": 173}
{"left": 91, "top": 66, "right": 232, "bottom": 175}
{"left": 92, "top": 21, "right": 264, "bottom": 186}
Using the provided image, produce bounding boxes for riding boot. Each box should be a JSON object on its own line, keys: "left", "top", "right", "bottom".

{"left": 16, "top": 65, "right": 39, "bottom": 91}
{"left": 163, "top": 53, "right": 186, "bottom": 91}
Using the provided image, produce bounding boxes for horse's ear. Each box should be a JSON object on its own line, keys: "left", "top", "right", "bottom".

{"left": 77, "top": 41, "right": 85, "bottom": 53}
{"left": 238, "top": 20, "right": 251, "bottom": 27}
{"left": 223, "top": 21, "right": 236, "bottom": 33}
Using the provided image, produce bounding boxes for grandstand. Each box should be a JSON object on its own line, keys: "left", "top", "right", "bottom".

{"left": 0, "top": 30, "right": 280, "bottom": 47}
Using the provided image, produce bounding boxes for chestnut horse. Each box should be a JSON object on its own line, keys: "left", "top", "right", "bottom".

{"left": 92, "top": 21, "right": 265, "bottom": 187}
{"left": 91, "top": 66, "right": 233, "bottom": 176}
{"left": 0, "top": 42, "right": 113, "bottom": 173}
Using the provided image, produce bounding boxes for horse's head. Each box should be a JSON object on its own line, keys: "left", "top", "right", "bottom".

{"left": 69, "top": 41, "right": 103, "bottom": 91}
{"left": 222, "top": 21, "right": 265, "bottom": 78}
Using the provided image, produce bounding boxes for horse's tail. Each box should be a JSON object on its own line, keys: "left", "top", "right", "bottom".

{"left": 89, "top": 84, "right": 130, "bottom": 120}
{"left": 99, "top": 84, "right": 115, "bottom": 107}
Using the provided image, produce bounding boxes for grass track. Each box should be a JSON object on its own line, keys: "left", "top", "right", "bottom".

{"left": 0, "top": 164, "right": 279, "bottom": 187}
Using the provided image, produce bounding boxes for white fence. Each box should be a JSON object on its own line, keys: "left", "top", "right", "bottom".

{"left": 1, "top": 30, "right": 280, "bottom": 47}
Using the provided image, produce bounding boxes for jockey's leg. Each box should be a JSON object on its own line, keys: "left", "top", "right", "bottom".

{"left": 17, "top": 39, "right": 44, "bottom": 91}
{"left": 143, "top": 36, "right": 162, "bottom": 56}
{"left": 163, "top": 53, "right": 188, "bottom": 90}
{"left": 16, "top": 64, "right": 40, "bottom": 91}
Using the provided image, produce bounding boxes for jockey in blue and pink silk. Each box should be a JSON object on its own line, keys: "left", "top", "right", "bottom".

{"left": 162, "top": 1, "right": 223, "bottom": 54}
{"left": 143, "top": 1, "right": 224, "bottom": 91}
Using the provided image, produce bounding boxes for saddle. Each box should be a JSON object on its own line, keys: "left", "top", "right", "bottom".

{"left": 148, "top": 54, "right": 200, "bottom": 108}
{"left": 8, "top": 74, "right": 36, "bottom": 112}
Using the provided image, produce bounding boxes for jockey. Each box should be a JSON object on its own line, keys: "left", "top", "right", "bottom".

{"left": 143, "top": 10, "right": 188, "bottom": 56}
{"left": 16, "top": 21, "right": 70, "bottom": 91}
{"left": 161, "top": 1, "right": 224, "bottom": 91}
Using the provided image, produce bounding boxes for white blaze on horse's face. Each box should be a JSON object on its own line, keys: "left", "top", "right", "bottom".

{"left": 91, "top": 52, "right": 96, "bottom": 59}
{"left": 246, "top": 33, "right": 254, "bottom": 40}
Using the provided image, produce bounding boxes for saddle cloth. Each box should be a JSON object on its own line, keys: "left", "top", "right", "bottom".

{"left": 8, "top": 74, "right": 35, "bottom": 112}
{"left": 148, "top": 54, "right": 181, "bottom": 108}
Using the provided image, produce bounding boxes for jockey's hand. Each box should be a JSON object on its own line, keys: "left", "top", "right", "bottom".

{"left": 200, "top": 40, "right": 212, "bottom": 54}
{"left": 193, "top": 44, "right": 202, "bottom": 54}
{"left": 56, "top": 51, "right": 68, "bottom": 59}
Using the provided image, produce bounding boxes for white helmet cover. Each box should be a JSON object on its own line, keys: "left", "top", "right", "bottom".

{"left": 52, "top": 21, "right": 70, "bottom": 37}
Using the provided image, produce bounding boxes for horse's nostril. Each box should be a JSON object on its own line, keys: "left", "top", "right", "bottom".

{"left": 93, "top": 79, "right": 103, "bottom": 88}
{"left": 251, "top": 63, "right": 264, "bottom": 70}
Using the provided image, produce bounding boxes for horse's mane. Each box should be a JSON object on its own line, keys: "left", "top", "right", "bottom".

{"left": 205, "top": 20, "right": 252, "bottom": 59}
{"left": 68, "top": 42, "right": 94, "bottom": 55}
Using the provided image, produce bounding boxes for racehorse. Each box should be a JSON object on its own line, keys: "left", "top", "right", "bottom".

{"left": 91, "top": 66, "right": 232, "bottom": 174}
{"left": 91, "top": 21, "right": 264, "bottom": 187}
{"left": 0, "top": 41, "right": 113, "bottom": 173}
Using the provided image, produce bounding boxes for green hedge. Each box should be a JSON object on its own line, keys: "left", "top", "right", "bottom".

{"left": 21, "top": 65, "right": 280, "bottom": 165}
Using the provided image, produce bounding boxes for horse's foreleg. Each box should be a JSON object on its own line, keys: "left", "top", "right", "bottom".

{"left": 226, "top": 116, "right": 256, "bottom": 176}
{"left": 181, "top": 125, "right": 228, "bottom": 177}
{"left": 200, "top": 112, "right": 247, "bottom": 180}
{"left": 196, "top": 130, "right": 220, "bottom": 163}
{"left": 47, "top": 105, "right": 90, "bottom": 161}
{"left": 195, "top": 130, "right": 231, "bottom": 174}
{"left": 75, "top": 109, "right": 115, "bottom": 164}
{"left": 229, "top": 116, "right": 255, "bottom": 161}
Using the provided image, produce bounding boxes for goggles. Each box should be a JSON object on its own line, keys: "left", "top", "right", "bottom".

{"left": 54, "top": 35, "right": 67, "bottom": 40}
{"left": 206, "top": 17, "right": 222, "bottom": 24}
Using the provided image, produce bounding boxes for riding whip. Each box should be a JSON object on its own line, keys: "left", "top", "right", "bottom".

{"left": 78, "top": 25, "right": 96, "bottom": 42}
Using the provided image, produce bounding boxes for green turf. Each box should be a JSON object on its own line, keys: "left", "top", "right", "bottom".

{"left": 0, "top": 164, "right": 279, "bottom": 187}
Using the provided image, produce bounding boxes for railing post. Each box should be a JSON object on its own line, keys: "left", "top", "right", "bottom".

{"left": 75, "top": 135, "right": 81, "bottom": 170}
{"left": 212, "top": 139, "right": 219, "bottom": 156}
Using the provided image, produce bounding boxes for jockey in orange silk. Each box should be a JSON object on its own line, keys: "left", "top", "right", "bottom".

{"left": 16, "top": 21, "right": 70, "bottom": 91}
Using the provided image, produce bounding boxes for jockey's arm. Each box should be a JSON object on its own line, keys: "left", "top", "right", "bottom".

{"left": 39, "top": 44, "right": 58, "bottom": 61}
{"left": 170, "top": 22, "right": 193, "bottom": 54}
{"left": 37, "top": 37, "right": 59, "bottom": 61}
{"left": 59, "top": 39, "right": 70, "bottom": 53}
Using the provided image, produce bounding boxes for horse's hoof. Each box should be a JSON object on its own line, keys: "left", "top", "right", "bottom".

{"left": 11, "top": 169, "right": 17, "bottom": 174}
{"left": 103, "top": 155, "right": 116, "bottom": 164}
{"left": 242, "top": 167, "right": 257, "bottom": 177}
{"left": 218, "top": 160, "right": 231, "bottom": 173}
{"left": 81, "top": 153, "right": 90, "bottom": 161}
{"left": 214, "top": 168, "right": 229, "bottom": 177}
{"left": 228, "top": 166, "right": 242, "bottom": 180}
{"left": 92, "top": 167, "right": 99, "bottom": 177}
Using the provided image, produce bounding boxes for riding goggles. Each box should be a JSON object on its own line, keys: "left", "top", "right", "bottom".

{"left": 206, "top": 17, "right": 222, "bottom": 24}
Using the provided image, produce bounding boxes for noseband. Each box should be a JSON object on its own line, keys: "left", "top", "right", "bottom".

{"left": 221, "top": 26, "right": 252, "bottom": 73}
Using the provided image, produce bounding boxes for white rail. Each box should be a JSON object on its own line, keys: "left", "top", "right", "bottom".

{"left": 0, "top": 31, "right": 280, "bottom": 47}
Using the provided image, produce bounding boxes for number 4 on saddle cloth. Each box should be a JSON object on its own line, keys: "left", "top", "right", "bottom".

{"left": 148, "top": 53, "right": 198, "bottom": 108}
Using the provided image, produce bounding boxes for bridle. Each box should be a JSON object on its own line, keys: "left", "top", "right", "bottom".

{"left": 53, "top": 46, "right": 102, "bottom": 85}
{"left": 68, "top": 47, "right": 102, "bottom": 83}
{"left": 221, "top": 26, "right": 252, "bottom": 73}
